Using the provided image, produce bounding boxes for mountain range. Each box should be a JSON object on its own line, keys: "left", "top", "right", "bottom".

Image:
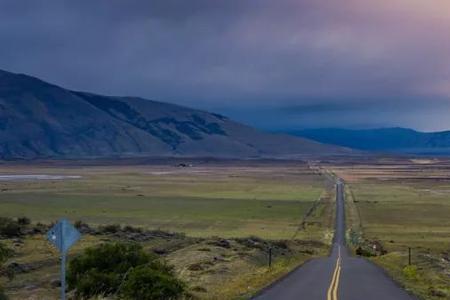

{"left": 290, "top": 128, "right": 450, "bottom": 154}
{"left": 0, "top": 69, "right": 349, "bottom": 159}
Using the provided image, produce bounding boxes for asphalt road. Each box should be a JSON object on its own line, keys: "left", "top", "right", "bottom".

{"left": 254, "top": 180, "right": 415, "bottom": 300}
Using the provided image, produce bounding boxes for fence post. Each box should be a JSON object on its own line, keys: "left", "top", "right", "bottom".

{"left": 408, "top": 247, "right": 411, "bottom": 265}
{"left": 269, "top": 247, "right": 272, "bottom": 268}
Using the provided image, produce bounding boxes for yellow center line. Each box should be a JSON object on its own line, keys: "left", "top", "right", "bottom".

{"left": 327, "top": 246, "right": 342, "bottom": 300}
{"left": 326, "top": 260, "right": 339, "bottom": 300}
{"left": 333, "top": 264, "right": 341, "bottom": 300}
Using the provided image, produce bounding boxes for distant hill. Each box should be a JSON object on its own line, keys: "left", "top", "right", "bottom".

{"left": 290, "top": 128, "right": 450, "bottom": 154}
{"left": 0, "top": 69, "right": 349, "bottom": 159}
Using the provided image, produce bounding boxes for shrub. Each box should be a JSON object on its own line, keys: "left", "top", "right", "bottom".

{"left": 0, "top": 286, "right": 7, "bottom": 300}
{"left": 74, "top": 220, "right": 86, "bottom": 229}
{"left": 99, "top": 224, "right": 121, "bottom": 234}
{"left": 31, "top": 222, "right": 48, "bottom": 234}
{"left": 68, "top": 242, "right": 150, "bottom": 298}
{"left": 68, "top": 242, "right": 185, "bottom": 299}
{"left": 355, "top": 246, "right": 374, "bottom": 257}
{"left": 119, "top": 264, "right": 185, "bottom": 300}
{"left": 0, "top": 243, "right": 11, "bottom": 300}
{"left": 74, "top": 220, "right": 94, "bottom": 234}
{"left": 0, "top": 218, "right": 21, "bottom": 238}
{"left": 122, "top": 225, "right": 142, "bottom": 233}
{"left": 16, "top": 217, "right": 30, "bottom": 226}
{"left": 0, "top": 242, "right": 12, "bottom": 264}
{"left": 402, "top": 265, "right": 418, "bottom": 280}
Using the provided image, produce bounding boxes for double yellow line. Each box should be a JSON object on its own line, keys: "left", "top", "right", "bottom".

{"left": 327, "top": 246, "right": 342, "bottom": 300}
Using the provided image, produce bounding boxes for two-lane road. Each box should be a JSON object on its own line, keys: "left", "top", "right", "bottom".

{"left": 254, "top": 181, "right": 415, "bottom": 300}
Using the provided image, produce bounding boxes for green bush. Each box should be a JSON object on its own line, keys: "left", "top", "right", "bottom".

{"left": 17, "top": 217, "right": 31, "bottom": 226}
{"left": 119, "top": 264, "right": 185, "bottom": 300}
{"left": 0, "top": 286, "right": 7, "bottom": 300}
{"left": 402, "top": 265, "right": 418, "bottom": 280}
{"left": 355, "top": 246, "right": 374, "bottom": 257}
{"left": 68, "top": 242, "right": 150, "bottom": 297}
{"left": 68, "top": 242, "right": 185, "bottom": 299}
{"left": 0, "top": 242, "right": 11, "bottom": 300}
{"left": 122, "top": 225, "right": 143, "bottom": 233}
{"left": 74, "top": 220, "right": 89, "bottom": 230}
{"left": 0, "top": 218, "right": 21, "bottom": 238}
{"left": 99, "top": 224, "right": 121, "bottom": 234}
{"left": 0, "top": 242, "right": 12, "bottom": 265}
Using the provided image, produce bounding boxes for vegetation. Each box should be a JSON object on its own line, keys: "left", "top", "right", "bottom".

{"left": 336, "top": 159, "right": 450, "bottom": 300}
{"left": 0, "top": 162, "right": 333, "bottom": 299}
{"left": 0, "top": 218, "right": 22, "bottom": 238}
{"left": 0, "top": 242, "right": 11, "bottom": 300}
{"left": 120, "top": 265, "right": 186, "bottom": 300}
{"left": 16, "top": 218, "right": 30, "bottom": 226}
{"left": 0, "top": 243, "right": 11, "bottom": 264}
{"left": 0, "top": 287, "right": 6, "bottom": 300}
{"left": 0, "top": 163, "right": 326, "bottom": 239}
{"left": 68, "top": 242, "right": 186, "bottom": 299}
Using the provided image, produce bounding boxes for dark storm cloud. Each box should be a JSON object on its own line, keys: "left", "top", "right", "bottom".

{"left": 0, "top": 0, "right": 449, "bottom": 131}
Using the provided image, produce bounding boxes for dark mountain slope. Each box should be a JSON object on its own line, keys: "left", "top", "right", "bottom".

{"left": 0, "top": 69, "right": 348, "bottom": 159}
{"left": 290, "top": 128, "right": 450, "bottom": 154}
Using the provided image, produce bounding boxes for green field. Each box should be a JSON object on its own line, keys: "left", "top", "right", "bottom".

{"left": 0, "top": 161, "right": 335, "bottom": 299}
{"left": 0, "top": 163, "right": 328, "bottom": 239}
{"left": 333, "top": 159, "right": 450, "bottom": 300}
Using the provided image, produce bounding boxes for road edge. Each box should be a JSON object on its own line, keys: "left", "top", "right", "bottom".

{"left": 249, "top": 257, "right": 320, "bottom": 299}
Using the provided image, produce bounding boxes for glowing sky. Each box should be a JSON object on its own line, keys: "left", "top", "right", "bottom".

{"left": 0, "top": 0, "right": 449, "bottom": 131}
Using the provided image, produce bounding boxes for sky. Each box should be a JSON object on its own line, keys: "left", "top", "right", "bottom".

{"left": 0, "top": 0, "right": 449, "bottom": 131}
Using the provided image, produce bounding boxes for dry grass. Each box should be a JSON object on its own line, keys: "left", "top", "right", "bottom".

{"left": 324, "top": 157, "right": 450, "bottom": 300}
{"left": 0, "top": 160, "right": 335, "bottom": 299}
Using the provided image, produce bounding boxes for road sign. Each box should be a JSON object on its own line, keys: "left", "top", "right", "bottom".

{"left": 47, "top": 219, "right": 81, "bottom": 254}
{"left": 47, "top": 219, "right": 81, "bottom": 300}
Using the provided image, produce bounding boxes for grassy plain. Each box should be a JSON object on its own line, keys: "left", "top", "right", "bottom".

{"left": 0, "top": 159, "right": 335, "bottom": 299}
{"left": 0, "top": 161, "right": 327, "bottom": 239}
{"left": 327, "top": 158, "right": 450, "bottom": 300}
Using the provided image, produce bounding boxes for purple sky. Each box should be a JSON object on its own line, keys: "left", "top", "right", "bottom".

{"left": 1, "top": 0, "right": 449, "bottom": 131}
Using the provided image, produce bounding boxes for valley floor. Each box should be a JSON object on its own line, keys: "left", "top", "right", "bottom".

{"left": 2, "top": 157, "right": 448, "bottom": 299}
{"left": 0, "top": 159, "right": 335, "bottom": 299}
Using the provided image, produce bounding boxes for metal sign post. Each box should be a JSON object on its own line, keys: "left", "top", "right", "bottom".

{"left": 59, "top": 251, "right": 67, "bottom": 300}
{"left": 47, "top": 219, "right": 81, "bottom": 300}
